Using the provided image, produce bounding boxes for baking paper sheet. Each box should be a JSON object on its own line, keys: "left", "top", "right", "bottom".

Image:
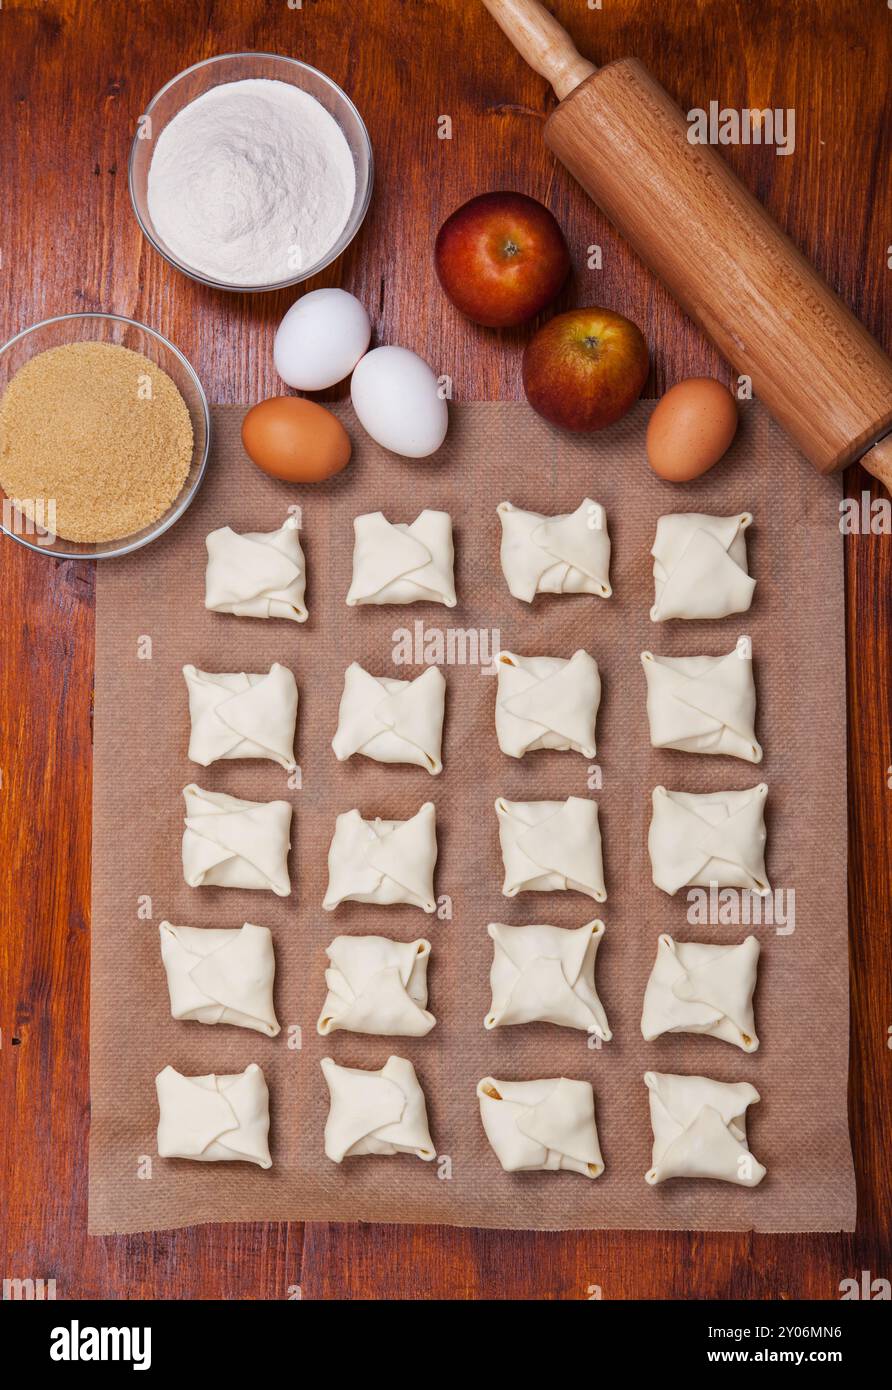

{"left": 89, "top": 401, "right": 855, "bottom": 1233}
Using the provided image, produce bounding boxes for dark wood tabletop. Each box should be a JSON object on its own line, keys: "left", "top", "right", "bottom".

{"left": 1, "top": 0, "right": 890, "bottom": 1301}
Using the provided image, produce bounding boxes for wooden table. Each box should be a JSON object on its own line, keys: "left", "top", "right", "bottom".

{"left": 1, "top": 0, "right": 889, "bottom": 1300}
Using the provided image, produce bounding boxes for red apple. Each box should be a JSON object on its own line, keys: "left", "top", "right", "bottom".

{"left": 522, "top": 307, "right": 649, "bottom": 431}
{"left": 435, "top": 192, "right": 570, "bottom": 328}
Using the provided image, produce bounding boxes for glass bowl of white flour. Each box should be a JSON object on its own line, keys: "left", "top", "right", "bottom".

{"left": 129, "top": 53, "right": 373, "bottom": 292}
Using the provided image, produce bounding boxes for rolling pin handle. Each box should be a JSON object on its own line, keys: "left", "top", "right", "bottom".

{"left": 860, "top": 436, "right": 892, "bottom": 491}
{"left": 479, "top": 0, "right": 597, "bottom": 100}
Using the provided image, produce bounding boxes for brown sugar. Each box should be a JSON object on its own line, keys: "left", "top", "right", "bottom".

{"left": 0, "top": 341, "right": 194, "bottom": 543}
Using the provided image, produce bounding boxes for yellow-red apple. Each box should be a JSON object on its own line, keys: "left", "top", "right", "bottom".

{"left": 522, "top": 307, "right": 649, "bottom": 431}
{"left": 435, "top": 192, "right": 570, "bottom": 328}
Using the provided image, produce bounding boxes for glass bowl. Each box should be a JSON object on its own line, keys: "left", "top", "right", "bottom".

{"left": 128, "top": 52, "right": 374, "bottom": 293}
{"left": 0, "top": 312, "right": 211, "bottom": 561}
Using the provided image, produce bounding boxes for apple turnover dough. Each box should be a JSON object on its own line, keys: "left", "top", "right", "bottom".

{"left": 346, "top": 509, "right": 456, "bottom": 607}
{"left": 648, "top": 784, "right": 769, "bottom": 897}
{"left": 644, "top": 1071, "right": 765, "bottom": 1186}
{"left": 331, "top": 662, "right": 446, "bottom": 774}
{"left": 650, "top": 512, "right": 755, "bottom": 621}
{"left": 485, "top": 920, "right": 611, "bottom": 1038}
{"left": 183, "top": 662, "right": 298, "bottom": 770}
{"left": 205, "top": 515, "right": 307, "bottom": 622}
{"left": 159, "top": 921, "right": 280, "bottom": 1037}
{"left": 496, "top": 796, "right": 606, "bottom": 902}
{"left": 323, "top": 802, "right": 438, "bottom": 912}
{"left": 317, "top": 935, "right": 435, "bottom": 1036}
{"left": 156, "top": 1062, "right": 272, "bottom": 1168}
{"left": 181, "top": 784, "right": 292, "bottom": 896}
{"left": 641, "top": 934, "right": 760, "bottom": 1051}
{"left": 495, "top": 650, "right": 600, "bottom": 759}
{"left": 497, "top": 498, "right": 612, "bottom": 602}
{"left": 322, "top": 1055, "right": 436, "bottom": 1163}
{"left": 641, "top": 644, "right": 761, "bottom": 763}
{"left": 477, "top": 1076, "right": 604, "bottom": 1178}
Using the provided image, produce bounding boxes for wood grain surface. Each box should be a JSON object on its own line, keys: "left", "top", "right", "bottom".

{"left": 1, "top": 0, "right": 889, "bottom": 1300}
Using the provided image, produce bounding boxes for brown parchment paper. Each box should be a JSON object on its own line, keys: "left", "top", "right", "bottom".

{"left": 89, "top": 400, "right": 855, "bottom": 1234}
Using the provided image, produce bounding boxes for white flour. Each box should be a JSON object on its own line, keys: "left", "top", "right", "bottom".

{"left": 146, "top": 78, "right": 356, "bottom": 286}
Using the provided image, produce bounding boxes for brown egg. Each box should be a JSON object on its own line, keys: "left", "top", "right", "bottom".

{"left": 241, "top": 396, "right": 351, "bottom": 482}
{"left": 646, "top": 378, "right": 738, "bottom": 482}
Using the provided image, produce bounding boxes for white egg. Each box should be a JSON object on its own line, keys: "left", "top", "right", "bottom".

{"left": 350, "top": 346, "right": 448, "bottom": 459}
{"left": 274, "top": 288, "right": 371, "bottom": 390}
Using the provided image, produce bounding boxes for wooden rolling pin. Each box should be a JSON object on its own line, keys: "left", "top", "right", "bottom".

{"left": 481, "top": 0, "right": 892, "bottom": 488}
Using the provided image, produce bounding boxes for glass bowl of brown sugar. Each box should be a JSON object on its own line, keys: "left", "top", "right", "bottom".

{"left": 0, "top": 312, "right": 210, "bottom": 560}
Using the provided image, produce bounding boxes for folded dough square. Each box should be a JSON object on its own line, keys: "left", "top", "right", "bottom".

{"left": 648, "top": 784, "right": 769, "bottom": 897}
{"left": 156, "top": 1062, "right": 272, "bottom": 1168}
{"left": 322, "top": 1055, "right": 436, "bottom": 1162}
{"left": 182, "top": 784, "right": 292, "bottom": 896}
{"left": 477, "top": 1076, "right": 604, "bottom": 1178}
{"left": 641, "top": 934, "right": 760, "bottom": 1052}
{"left": 650, "top": 512, "right": 755, "bottom": 621}
{"left": 497, "top": 498, "right": 612, "bottom": 603}
{"left": 317, "top": 934, "right": 435, "bottom": 1036}
{"left": 641, "top": 645, "right": 761, "bottom": 763}
{"left": 331, "top": 662, "right": 445, "bottom": 774}
{"left": 346, "top": 508, "right": 456, "bottom": 607}
{"left": 159, "top": 921, "right": 280, "bottom": 1037}
{"left": 323, "top": 802, "right": 438, "bottom": 912}
{"left": 495, "top": 650, "right": 600, "bottom": 759}
{"left": 205, "top": 516, "right": 307, "bottom": 622}
{"left": 184, "top": 662, "right": 298, "bottom": 770}
{"left": 485, "top": 920, "right": 611, "bottom": 1037}
{"left": 496, "top": 796, "right": 606, "bottom": 902}
{"left": 644, "top": 1071, "right": 765, "bottom": 1186}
